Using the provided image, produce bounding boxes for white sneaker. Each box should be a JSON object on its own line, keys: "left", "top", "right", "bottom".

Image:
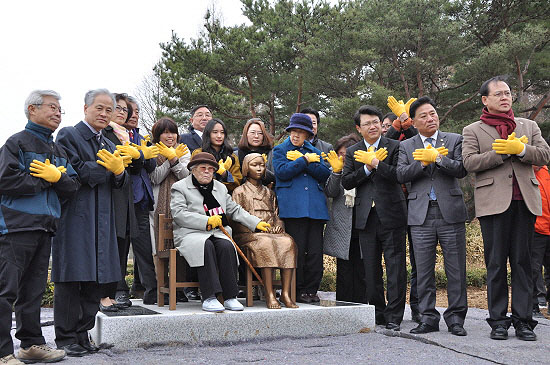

{"left": 202, "top": 297, "right": 225, "bottom": 312}
{"left": 224, "top": 298, "right": 244, "bottom": 311}
{"left": 0, "top": 354, "right": 24, "bottom": 365}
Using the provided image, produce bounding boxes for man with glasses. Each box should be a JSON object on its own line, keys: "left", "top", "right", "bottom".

{"left": 463, "top": 75, "right": 550, "bottom": 341}
{"left": 0, "top": 90, "right": 78, "bottom": 364}
{"left": 342, "top": 105, "right": 407, "bottom": 331}
{"left": 180, "top": 105, "right": 213, "bottom": 152}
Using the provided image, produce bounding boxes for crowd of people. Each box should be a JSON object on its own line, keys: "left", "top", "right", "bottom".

{"left": 1, "top": 75, "right": 549, "bottom": 364}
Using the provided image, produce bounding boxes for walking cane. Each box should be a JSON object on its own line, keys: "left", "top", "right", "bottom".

{"left": 218, "top": 226, "right": 265, "bottom": 287}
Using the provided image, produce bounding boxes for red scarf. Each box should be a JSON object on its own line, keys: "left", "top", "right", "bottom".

{"left": 480, "top": 107, "right": 516, "bottom": 139}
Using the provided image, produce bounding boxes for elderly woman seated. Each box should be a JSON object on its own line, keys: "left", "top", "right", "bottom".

{"left": 232, "top": 153, "right": 298, "bottom": 309}
{"left": 171, "top": 152, "right": 270, "bottom": 312}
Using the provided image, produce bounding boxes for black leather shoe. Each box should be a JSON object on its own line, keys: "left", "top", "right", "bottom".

{"left": 185, "top": 289, "right": 201, "bottom": 301}
{"left": 115, "top": 293, "right": 132, "bottom": 309}
{"left": 386, "top": 322, "right": 400, "bottom": 331}
{"left": 490, "top": 325, "right": 508, "bottom": 340}
{"left": 60, "top": 344, "right": 88, "bottom": 357}
{"left": 308, "top": 293, "right": 320, "bottom": 303}
{"left": 177, "top": 291, "right": 189, "bottom": 303}
{"left": 515, "top": 322, "right": 537, "bottom": 341}
{"left": 448, "top": 324, "right": 467, "bottom": 336}
{"left": 411, "top": 310, "right": 421, "bottom": 324}
{"left": 80, "top": 338, "right": 99, "bottom": 353}
{"left": 99, "top": 303, "right": 118, "bottom": 312}
{"left": 532, "top": 309, "right": 544, "bottom": 318}
{"left": 410, "top": 322, "right": 439, "bottom": 334}
{"left": 296, "top": 293, "right": 312, "bottom": 304}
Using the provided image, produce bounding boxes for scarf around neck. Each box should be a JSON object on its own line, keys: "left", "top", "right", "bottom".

{"left": 480, "top": 107, "right": 516, "bottom": 139}
{"left": 109, "top": 121, "right": 130, "bottom": 144}
{"left": 191, "top": 175, "right": 229, "bottom": 226}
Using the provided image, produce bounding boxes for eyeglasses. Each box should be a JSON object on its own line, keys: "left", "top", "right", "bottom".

{"left": 247, "top": 131, "right": 264, "bottom": 137}
{"left": 359, "top": 120, "right": 380, "bottom": 128}
{"left": 198, "top": 166, "right": 215, "bottom": 173}
{"left": 489, "top": 91, "right": 513, "bottom": 98}
{"left": 34, "top": 103, "right": 64, "bottom": 114}
{"left": 194, "top": 113, "right": 212, "bottom": 118}
{"left": 115, "top": 105, "right": 128, "bottom": 113}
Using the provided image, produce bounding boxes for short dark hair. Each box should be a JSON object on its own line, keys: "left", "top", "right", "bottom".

{"left": 190, "top": 105, "right": 211, "bottom": 118}
{"left": 409, "top": 96, "right": 437, "bottom": 119}
{"left": 300, "top": 107, "right": 320, "bottom": 126}
{"left": 382, "top": 112, "right": 397, "bottom": 123}
{"left": 479, "top": 75, "right": 510, "bottom": 97}
{"left": 353, "top": 105, "right": 383, "bottom": 126}
{"left": 334, "top": 133, "right": 361, "bottom": 153}
{"left": 114, "top": 93, "right": 133, "bottom": 123}
{"left": 151, "top": 117, "right": 179, "bottom": 144}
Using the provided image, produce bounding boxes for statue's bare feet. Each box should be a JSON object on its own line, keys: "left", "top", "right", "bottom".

{"left": 280, "top": 293, "right": 299, "bottom": 308}
{"left": 265, "top": 293, "right": 281, "bottom": 309}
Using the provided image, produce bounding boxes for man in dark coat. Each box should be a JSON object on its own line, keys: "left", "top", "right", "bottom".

{"left": 300, "top": 107, "right": 333, "bottom": 154}
{"left": 179, "top": 105, "right": 212, "bottom": 152}
{"left": 0, "top": 90, "right": 78, "bottom": 364}
{"left": 52, "top": 89, "right": 129, "bottom": 357}
{"left": 342, "top": 105, "right": 407, "bottom": 331}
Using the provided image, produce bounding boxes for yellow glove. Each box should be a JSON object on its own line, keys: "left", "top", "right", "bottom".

{"left": 262, "top": 153, "right": 268, "bottom": 163}
{"left": 116, "top": 142, "right": 141, "bottom": 160}
{"left": 519, "top": 135, "right": 528, "bottom": 144}
{"left": 412, "top": 144, "right": 439, "bottom": 165}
{"left": 217, "top": 157, "right": 233, "bottom": 175}
{"left": 175, "top": 144, "right": 189, "bottom": 158}
{"left": 492, "top": 132, "right": 525, "bottom": 155}
{"left": 143, "top": 134, "right": 151, "bottom": 142}
{"left": 131, "top": 140, "right": 159, "bottom": 159}
{"left": 57, "top": 165, "right": 67, "bottom": 174}
{"left": 97, "top": 149, "right": 126, "bottom": 175}
{"left": 375, "top": 147, "right": 388, "bottom": 162}
{"left": 286, "top": 150, "right": 304, "bottom": 161}
{"left": 207, "top": 215, "right": 223, "bottom": 230}
{"left": 436, "top": 146, "right": 449, "bottom": 156}
{"left": 404, "top": 98, "right": 417, "bottom": 116}
{"left": 256, "top": 221, "right": 271, "bottom": 232}
{"left": 156, "top": 142, "right": 177, "bottom": 160}
{"left": 29, "top": 159, "right": 62, "bottom": 183}
{"left": 323, "top": 150, "right": 344, "bottom": 173}
{"left": 354, "top": 146, "right": 377, "bottom": 166}
{"left": 387, "top": 96, "right": 407, "bottom": 117}
{"left": 304, "top": 152, "right": 320, "bottom": 163}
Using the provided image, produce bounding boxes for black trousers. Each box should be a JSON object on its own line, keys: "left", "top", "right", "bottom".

{"left": 410, "top": 204, "right": 468, "bottom": 328}
{"left": 531, "top": 232, "right": 550, "bottom": 308}
{"left": 100, "top": 235, "right": 131, "bottom": 299}
{"left": 53, "top": 281, "right": 103, "bottom": 347}
{"left": 336, "top": 231, "right": 367, "bottom": 303}
{"left": 479, "top": 201, "right": 537, "bottom": 329}
{"left": 359, "top": 208, "right": 407, "bottom": 324}
{"left": 0, "top": 231, "right": 50, "bottom": 357}
{"left": 408, "top": 226, "right": 419, "bottom": 313}
{"left": 132, "top": 205, "right": 157, "bottom": 301}
{"left": 197, "top": 237, "right": 239, "bottom": 300}
{"left": 283, "top": 218, "right": 324, "bottom": 295}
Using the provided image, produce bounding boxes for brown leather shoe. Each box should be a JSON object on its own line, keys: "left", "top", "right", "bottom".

{"left": 308, "top": 293, "right": 320, "bottom": 303}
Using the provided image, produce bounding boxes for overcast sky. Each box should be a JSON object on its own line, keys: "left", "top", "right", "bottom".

{"left": 0, "top": 0, "right": 247, "bottom": 144}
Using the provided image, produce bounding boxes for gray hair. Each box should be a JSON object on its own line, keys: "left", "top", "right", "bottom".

{"left": 24, "top": 90, "right": 61, "bottom": 119}
{"left": 84, "top": 88, "right": 115, "bottom": 107}
{"left": 127, "top": 95, "right": 139, "bottom": 111}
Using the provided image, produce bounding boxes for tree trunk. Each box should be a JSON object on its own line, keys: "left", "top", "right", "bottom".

{"left": 268, "top": 94, "right": 276, "bottom": 135}
{"left": 296, "top": 74, "right": 303, "bottom": 113}
{"left": 245, "top": 71, "right": 256, "bottom": 118}
{"left": 528, "top": 93, "right": 550, "bottom": 121}
{"left": 416, "top": 68, "right": 424, "bottom": 97}
{"left": 515, "top": 55, "right": 525, "bottom": 108}
{"left": 392, "top": 52, "right": 410, "bottom": 99}
{"left": 440, "top": 93, "right": 477, "bottom": 124}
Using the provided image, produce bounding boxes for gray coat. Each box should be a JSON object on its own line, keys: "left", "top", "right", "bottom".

{"left": 52, "top": 122, "right": 128, "bottom": 283}
{"left": 170, "top": 175, "right": 261, "bottom": 267}
{"left": 323, "top": 173, "right": 354, "bottom": 260}
{"left": 397, "top": 131, "right": 468, "bottom": 226}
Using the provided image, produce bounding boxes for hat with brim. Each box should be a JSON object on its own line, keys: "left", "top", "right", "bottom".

{"left": 285, "top": 113, "right": 314, "bottom": 136}
{"left": 187, "top": 152, "right": 219, "bottom": 170}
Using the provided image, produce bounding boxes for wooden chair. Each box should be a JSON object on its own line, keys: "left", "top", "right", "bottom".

{"left": 243, "top": 247, "right": 296, "bottom": 307}
{"left": 155, "top": 214, "right": 200, "bottom": 310}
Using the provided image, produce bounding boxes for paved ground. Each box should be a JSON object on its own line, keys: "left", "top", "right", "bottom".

{"left": 11, "top": 301, "right": 550, "bottom": 364}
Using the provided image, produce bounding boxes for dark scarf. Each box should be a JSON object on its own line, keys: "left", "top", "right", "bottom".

{"left": 192, "top": 175, "right": 229, "bottom": 226}
{"left": 480, "top": 107, "right": 516, "bottom": 139}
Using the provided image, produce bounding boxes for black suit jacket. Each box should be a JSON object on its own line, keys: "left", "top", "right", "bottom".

{"left": 342, "top": 136, "right": 407, "bottom": 230}
{"left": 179, "top": 125, "right": 202, "bottom": 152}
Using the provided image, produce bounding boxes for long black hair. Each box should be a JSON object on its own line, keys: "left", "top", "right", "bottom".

{"left": 201, "top": 118, "right": 235, "bottom": 162}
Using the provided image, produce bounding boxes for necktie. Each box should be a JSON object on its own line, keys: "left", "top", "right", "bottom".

{"left": 129, "top": 130, "right": 134, "bottom": 141}
{"left": 425, "top": 137, "right": 437, "bottom": 201}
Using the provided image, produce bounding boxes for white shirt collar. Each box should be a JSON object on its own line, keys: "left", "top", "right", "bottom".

{"left": 363, "top": 136, "right": 381, "bottom": 150}
{"left": 419, "top": 131, "right": 439, "bottom": 145}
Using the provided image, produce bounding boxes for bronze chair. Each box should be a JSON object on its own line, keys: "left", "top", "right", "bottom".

{"left": 155, "top": 214, "right": 200, "bottom": 310}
